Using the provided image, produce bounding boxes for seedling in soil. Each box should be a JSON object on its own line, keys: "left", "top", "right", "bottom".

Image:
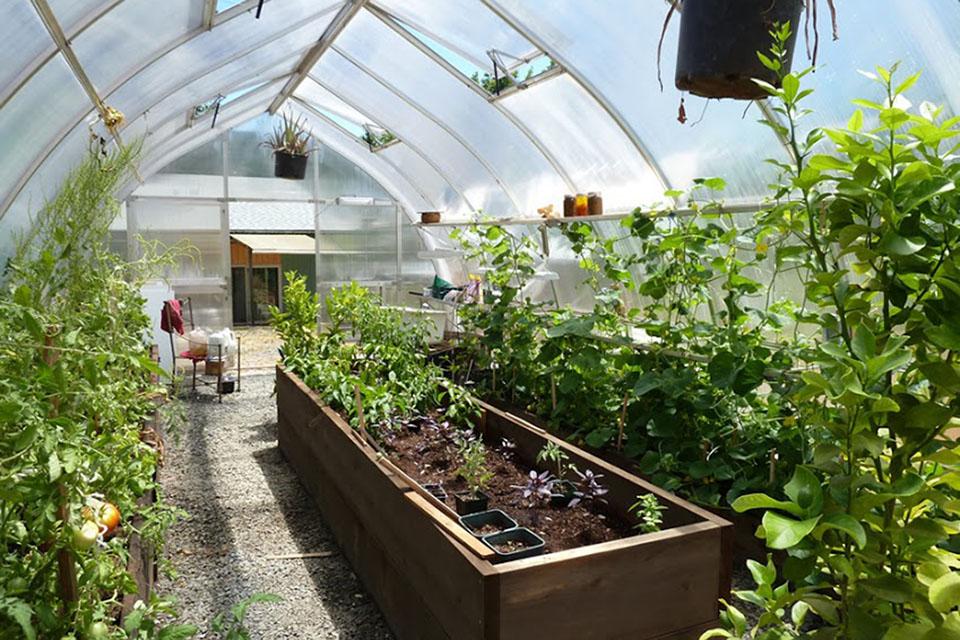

{"left": 500, "top": 437, "right": 517, "bottom": 461}
{"left": 537, "top": 442, "right": 577, "bottom": 479}
{"left": 514, "top": 470, "right": 557, "bottom": 505}
{"left": 456, "top": 438, "right": 494, "bottom": 498}
{"left": 629, "top": 493, "right": 665, "bottom": 533}
{"left": 569, "top": 468, "right": 609, "bottom": 508}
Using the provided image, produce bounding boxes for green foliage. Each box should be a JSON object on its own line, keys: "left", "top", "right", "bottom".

{"left": 209, "top": 593, "right": 282, "bottom": 640}
{"left": 451, "top": 209, "right": 801, "bottom": 507}
{"left": 456, "top": 438, "right": 494, "bottom": 495}
{"left": 629, "top": 494, "right": 665, "bottom": 534}
{"left": 451, "top": 224, "right": 546, "bottom": 406}
{"left": 536, "top": 442, "right": 574, "bottom": 479}
{"left": 710, "top": 27, "right": 960, "bottom": 639}
{"left": 272, "top": 281, "right": 477, "bottom": 434}
{"left": 261, "top": 111, "right": 311, "bottom": 156}
{"left": 0, "top": 145, "right": 191, "bottom": 637}
{"left": 361, "top": 129, "right": 396, "bottom": 149}
{"left": 269, "top": 271, "right": 320, "bottom": 367}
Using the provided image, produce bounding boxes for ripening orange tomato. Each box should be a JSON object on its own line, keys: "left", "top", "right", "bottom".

{"left": 98, "top": 503, "right": 121, "bottom": 534}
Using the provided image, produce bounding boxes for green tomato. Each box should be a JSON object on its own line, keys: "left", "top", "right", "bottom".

{"left": 60, "top": 636, "right": 76, "bottom": 640}
{"left": 73, "top": 520, "right": 100, "bottom": 551}
{"left": 87, "top": 621, "right": 109, "bottom": 639}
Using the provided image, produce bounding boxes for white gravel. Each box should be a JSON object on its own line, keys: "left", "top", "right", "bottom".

{"left": 156, "top": 372, "right": 393, "bottom": 639}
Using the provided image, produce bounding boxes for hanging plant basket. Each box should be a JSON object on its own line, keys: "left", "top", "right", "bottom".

{"left": 274, "top": 150, "right": 308, "bottom": 180}
{"left": 675, "top": 0, "right": 803, "bottom": 100}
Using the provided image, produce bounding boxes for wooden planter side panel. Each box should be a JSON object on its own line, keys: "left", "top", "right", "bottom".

{"left": 277, "top": 367, "right": 488, "bottom": 640}
{"left": 495, "top": 524, "right": 723, "bottom": 640}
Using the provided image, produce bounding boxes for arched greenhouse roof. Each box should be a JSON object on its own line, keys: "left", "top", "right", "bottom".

{"left": 2, "top": 0, "right": 959, "bottom": 262}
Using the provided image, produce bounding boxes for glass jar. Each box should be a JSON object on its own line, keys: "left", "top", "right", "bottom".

{"left": 588, "top": 192, "right": 603, "bottom": 216}
{"left": 574, "top": 193, "right": 589, "bottom": 216}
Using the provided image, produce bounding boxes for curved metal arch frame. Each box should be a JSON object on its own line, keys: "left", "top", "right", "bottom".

{"left": 0, "top": 1, "right": 344, "bottom": 223}
{"left": 289, "top": 96, "right": 465, "bottom": 214}
{"left": 364, "top": 3, "right": 580, "bottom": 195}
{"left": 323, "top": 47, "right": 527, "bottom": 216}
{"left": 305, "top": 75, "right": 486, "bottom": 217}
{"left": 477, "top": 0, "right": 673, "bottom": 193}
{"left": 124, "top": 100, "right": 430, "bottom": 226}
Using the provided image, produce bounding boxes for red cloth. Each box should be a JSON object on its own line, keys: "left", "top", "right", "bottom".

{"left": 161, "top": 299, "right": 184, "bottom": 335}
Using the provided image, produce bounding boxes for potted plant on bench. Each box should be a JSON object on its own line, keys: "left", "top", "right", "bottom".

{"left": 454, "top": 437, "right": 493, "bottom": 515}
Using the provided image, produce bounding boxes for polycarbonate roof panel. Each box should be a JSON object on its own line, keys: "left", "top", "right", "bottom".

{"left": 295, "top": 78, "right": 372, "bottom": 129}
{"left": 492, "top": 0, "right": 781, "bottom": 201}
{"left": 287, "top": 103, "right": 434, "bottom": 215}
{"left": 314, "top": 49, "right": 515, "bottom": 216}
{"left": 71, "top": 0, "right": 201, "bottom": 91}
{"left": 8, "top": 0, "right": 960, "bottom": 252}
{"left": 139, "top": 56, "right": 297, "bottom": 139}
{"left": 0, "top": 119, "right": 92, "bottom": 264}
{"left": 0, "top": 54, "right": 87, "bottom": 210}
{"left": 0, "top": 1, "right": 55, "bottom": 96}
{"left": 47, "top": 0, "right": 113, "bottom": 33}
{"left": 108, "top": 1, "right": 339, "bottom": 128}
{"left": 379, "top": 143, "right": 473, "bottom": 219}
{"left": 334, "top": 11, "right": 568, "bottom": 215}
{"left": 798, "top": 0, "right": 960, "bottom": 127}
{"left": 374, "top": 0, "right": 535, "bottom": 72}
{"left": 500, "top": 74, "right": 664, "bottom": 211}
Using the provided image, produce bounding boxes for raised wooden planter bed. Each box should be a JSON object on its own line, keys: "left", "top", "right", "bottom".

{"left": 277, "top": 366, "right": 732, "bottom": 640}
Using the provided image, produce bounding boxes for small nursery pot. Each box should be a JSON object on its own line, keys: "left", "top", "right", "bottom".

{"left": 454, "top": 491, "right": 489, "bottom": 516}
{"left": 675, "top": 0, "right": 802, "bottom": 100}
{"left": 423, "top": 483, "right": 447, "bottom": 502}
{"left": 459, "top": 509, "right": 518, "bottom": 538}
{"left": 274, "top": 150, "right": 308, "bottom": 179}
{"left": 482, "top": 527, "right": 545, "bottom": 562}
{"left": 420, "top": 211, "right": 442, "bottom": 224}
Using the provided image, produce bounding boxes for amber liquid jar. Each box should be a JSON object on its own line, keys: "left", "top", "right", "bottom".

{"left": 574, "top": 193, "right": 589, "bottom": 216}
{"left": 588, "top": 192, "right": 603, "bottom": 216}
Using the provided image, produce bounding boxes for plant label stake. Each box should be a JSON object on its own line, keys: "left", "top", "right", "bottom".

{"left": 353, "top": 384, "right": 368, "bottom": 445}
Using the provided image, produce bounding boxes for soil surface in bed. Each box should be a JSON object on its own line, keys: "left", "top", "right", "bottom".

{"left": 385, "top": 424, "right": 634, "bottom": 553}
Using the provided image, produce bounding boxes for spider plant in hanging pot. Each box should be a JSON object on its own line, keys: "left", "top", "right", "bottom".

{"left": 262, "top": 112, "right": 313, "bottom": 180}
{"left": 662, "top": 0, "right": 837, "bottom": 100}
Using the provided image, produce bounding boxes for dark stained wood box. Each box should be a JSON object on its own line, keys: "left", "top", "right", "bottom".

{"left": 277, "top": 366, "right": 732, "bottom": 640}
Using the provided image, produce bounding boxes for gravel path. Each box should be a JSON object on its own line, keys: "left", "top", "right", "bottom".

{"left": 156, "top": 372, "right": 393, "bottom": 639}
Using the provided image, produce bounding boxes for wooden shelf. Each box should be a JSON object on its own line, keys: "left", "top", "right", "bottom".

{"left": 414, "top": 211, "right": 633, "bottom": 229}
{"left": 413, "top": 202, "right": 764, "bottom": 230}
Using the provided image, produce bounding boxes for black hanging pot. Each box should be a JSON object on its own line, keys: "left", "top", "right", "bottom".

{"left": 675, "top": 0, "right": 803, "bottom": 100}
{"left": 274, "top": 150, "right": 308, "bottom": 180}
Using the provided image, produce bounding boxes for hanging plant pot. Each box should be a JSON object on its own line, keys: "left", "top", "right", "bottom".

{"left": 274, "top": 150, "right": 308, "bottom": 180}
{"left": 675, "top": 0, "right": 803, "bottom": 100}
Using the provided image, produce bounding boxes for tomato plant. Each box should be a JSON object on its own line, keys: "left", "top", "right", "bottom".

{"left": 0, "top": 146, "right": 190, "bottom": 638}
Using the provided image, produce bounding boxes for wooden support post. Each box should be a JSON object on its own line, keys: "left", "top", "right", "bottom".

{"left": 616, "top": 392, "right": 629, "bottom": 452}
{"left": 550, "top": 374, "right": 557, "bottom": 413}
{"left": 44, "top": 332, "right": 78, "bottom": 610}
